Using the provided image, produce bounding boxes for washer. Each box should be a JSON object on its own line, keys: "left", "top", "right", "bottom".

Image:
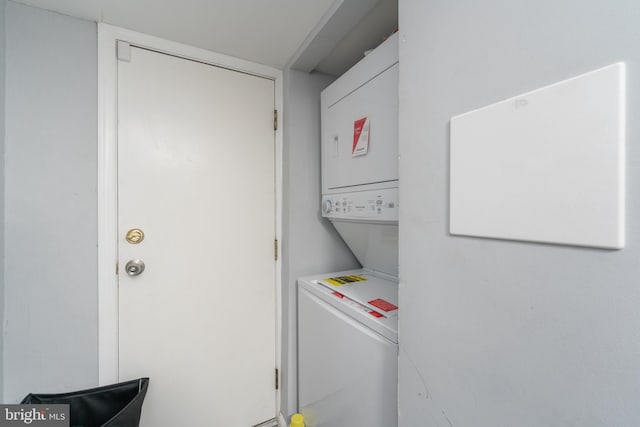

{"left": 298, "top": 270, "right": 398, "bottom": 427}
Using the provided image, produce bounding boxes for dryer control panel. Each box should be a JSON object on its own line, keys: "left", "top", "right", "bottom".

{"left": 322, "top": 188, "right": 398, "bottom": 222}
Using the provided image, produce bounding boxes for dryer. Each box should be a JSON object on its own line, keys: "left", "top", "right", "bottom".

{"left": 320, "top": 31, "right": 399, "bottom": 278}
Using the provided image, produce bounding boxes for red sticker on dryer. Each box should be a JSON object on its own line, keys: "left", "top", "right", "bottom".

{"left": 352, "top": 117, "right": 370, "bottom": 157}
{"left": 368, "top": 298, "right": 398, "bottom": 312}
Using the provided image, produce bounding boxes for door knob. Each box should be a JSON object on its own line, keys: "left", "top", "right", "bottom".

{"left": 125, "top": 228, "right": 145, "bottom": 244}
{"left": 125, "top": 259, "right": 145, "bottom": 276}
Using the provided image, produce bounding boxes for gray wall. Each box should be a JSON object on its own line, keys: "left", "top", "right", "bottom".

{"left": 3, "top": 2, "right": 97, "bottom": 402}
{"left": 281, "top": 68, "right": 360, "bottom": 417}
{"left": 0, "top": 0, "right": 5, "bottom": 404}
{"left": 399, "top": 0, "right": 640, "bottom": 425}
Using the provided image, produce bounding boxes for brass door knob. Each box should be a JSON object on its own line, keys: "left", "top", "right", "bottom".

{"left": 126, "top": 228, "right": 144, "bottom": 244}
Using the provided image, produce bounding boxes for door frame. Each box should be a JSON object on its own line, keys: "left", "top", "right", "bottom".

{"left": 97, "top": 22, "right": 283, "bottom": 407}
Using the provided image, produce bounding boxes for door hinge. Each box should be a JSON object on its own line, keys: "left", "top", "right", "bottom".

{"left": 274, "top": 239, "right": 278, "bottom": 261}
{"left": 274, "top": 110, "right": 278, "bottom": 131}
{"left": 275, "top": 368, "right": 279, "bottom": 390}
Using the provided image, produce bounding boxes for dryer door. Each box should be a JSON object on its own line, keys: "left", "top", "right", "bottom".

{"left": 322, "top": 63, "right": 399, "bottom": 193}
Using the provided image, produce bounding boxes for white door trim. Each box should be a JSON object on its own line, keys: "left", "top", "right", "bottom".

{"left": 97, "top": 22, "right": 283, "bottom": 404}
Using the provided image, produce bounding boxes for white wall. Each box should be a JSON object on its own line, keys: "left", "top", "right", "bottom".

{"left": 3, "top": 2, "right": 97, "bottom": 402}
{"left": 0, "top": 0, "right": 6, "bottom": 404}
{"left": 399, "top": 0, "right": 640, "bottom": 425}
{"left": 281, "top": 68, "right": 360, "bottom": 417}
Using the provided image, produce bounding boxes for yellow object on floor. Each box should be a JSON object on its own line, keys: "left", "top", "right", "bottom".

{"left": 290, "top": 413, "right": 305, "bottom": 427}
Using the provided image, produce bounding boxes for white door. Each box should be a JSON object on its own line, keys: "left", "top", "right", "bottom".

{"left": 116, "top": 46, "right": 277, "bottom": 426}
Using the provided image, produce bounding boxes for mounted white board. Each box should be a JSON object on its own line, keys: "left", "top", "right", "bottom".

{"left": 450, "top": 63, "right": 625, "bottom": 249}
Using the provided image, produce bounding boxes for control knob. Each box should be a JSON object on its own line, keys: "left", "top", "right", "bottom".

{"left": 322, "top": 199, "right": 332, "bottom": 214}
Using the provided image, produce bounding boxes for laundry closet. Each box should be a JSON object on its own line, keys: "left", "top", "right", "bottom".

{"left": 281, "top": 0, "right": 399, "bottom": 424}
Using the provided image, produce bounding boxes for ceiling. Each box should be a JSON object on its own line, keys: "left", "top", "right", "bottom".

{"left": 294, "top": 0, "right": 397, "bottom": 76}
{"left": 10, "top": 0, "right": 337, "bottom": 68}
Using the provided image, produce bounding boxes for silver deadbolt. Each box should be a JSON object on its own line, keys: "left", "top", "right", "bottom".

{"left": 125, "top": 259, "right": 145, "bottom": 276}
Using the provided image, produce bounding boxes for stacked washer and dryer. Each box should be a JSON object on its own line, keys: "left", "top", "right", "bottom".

{"left": 297, "top": 33, "right": 399, "bottom": 427}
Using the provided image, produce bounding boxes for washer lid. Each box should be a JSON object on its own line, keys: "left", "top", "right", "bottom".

{"left": 315, "top": 271, "right": 398, "bottom": 318}
{"left": 298, "top": 270, "right": 398, "bottom": 343}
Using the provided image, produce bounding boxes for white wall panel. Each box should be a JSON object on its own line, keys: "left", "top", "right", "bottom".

{"left": 450, "top": 63, "right": 625, "bottom": 249}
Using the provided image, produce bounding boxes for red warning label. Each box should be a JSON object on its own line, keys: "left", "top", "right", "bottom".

{"left": 332, "top": 291, "right": 344, "bottom": 299}
{"left": 368, "top": 298, "right": 398, "bottom": 312}
{"left": 369, "top": 311, "right": 383, "bottom": 318}
{"left": 352, "top": 117, "right": 370, "bottom": 157}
